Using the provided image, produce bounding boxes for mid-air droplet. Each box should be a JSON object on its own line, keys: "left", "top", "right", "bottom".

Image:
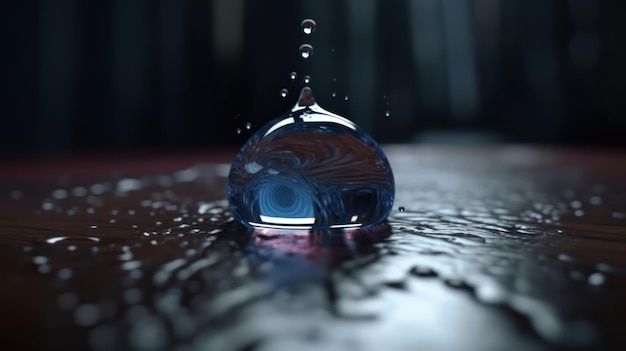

{"left": 299, "top": 44, "right": 313, "bottom": 59}
{"left": 289, "top": 72, "right": 297, "bottom": 80}
{"left": 301, "top": 19, "right": 316, "bottom": 35}
{"left": 245, "top": 122, "right": 252, "bottom": 130}
{"left": 227, "top": 87, "right": 395, "bottom": 230}
{"left": 304, "top": 75, "right": 311, "bottom": 84}
{"left": 280, "top": 88, "right": 288, "bottom": 98}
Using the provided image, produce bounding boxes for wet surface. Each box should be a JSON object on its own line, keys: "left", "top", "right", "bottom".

{"left": 1, "top": 146, "right": 626, "bottom": 350}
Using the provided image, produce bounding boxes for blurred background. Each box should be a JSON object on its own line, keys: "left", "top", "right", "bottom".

{"left": 1, "top": 0, "right": 625, "bottom": 156}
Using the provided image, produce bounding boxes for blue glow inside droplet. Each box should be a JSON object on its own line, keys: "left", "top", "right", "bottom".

{"left": 227, "top": 87, "right": 394, "bottom": 230}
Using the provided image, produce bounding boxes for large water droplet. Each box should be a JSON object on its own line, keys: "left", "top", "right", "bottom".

{"left": 299, "top": 44, "right": 313, "bottom": 59}
{"left": 227, "top": 87, "right": 395, "bottom": 230}
{"left": 301, "top": 19, "right": 316, "bottom": 35}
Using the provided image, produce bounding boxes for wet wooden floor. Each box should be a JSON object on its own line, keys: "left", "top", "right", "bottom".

{"left": 1, "top": 146, "right": 625, "bottom": 351}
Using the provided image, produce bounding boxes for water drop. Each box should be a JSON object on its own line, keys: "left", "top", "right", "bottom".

{"left": 301, "top": 19, "right": 316, "bottom": 35}
{"left": 399, "top": 206, "right": 405, "bottom": 212}
{"left": 280, "top": 88, "right": 289, "bottom": 98}
{"left": 236, "top": 128, "right": 242, "bottom": 135}
{"left": 304, "top": 75, "right": 311, "bottom": 84}
{"left": 385, "top": 111, "right": 390, "bottom": 117}
{"left": 299, "top": 44, "right": 313, "bottom": 59}
{"left": 332, "top": 92, "right": 336, "bottom": 98}
{"left": 245, "top": 122, "right": 252, "bottom": 130}
{"left": 289, "top": 72, "right": 297, "bottom": 80}
{"left": 344, "top": 95, "right": 349, "bottom": 101}
{"left": 227, "top": 87, "right": 395, "bottom": 229}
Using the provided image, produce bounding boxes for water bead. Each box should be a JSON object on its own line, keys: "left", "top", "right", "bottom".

{"left": 301, "top": 19, "right": 316, "bottom": 35}
{"left": 299, "top": 44, "right": 313, "bottom": 59}
{"left": 304, "top": 75, "right": 311, "bottom": 84}
{"left": 290, "top": 72, "right": 297, "bottom": 80}
{"left": 245, "top": 122, "right": 252, "bottom": 130}
{"left": 227, "top": 87, "right": 395, "bottom": 230}
{"left": 280, "top": 88, "right": 289, "bottom": 98}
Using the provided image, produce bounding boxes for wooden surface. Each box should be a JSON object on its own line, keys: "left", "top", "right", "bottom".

{"left": 1, "top": 145, "right": 626, "bottom": 351}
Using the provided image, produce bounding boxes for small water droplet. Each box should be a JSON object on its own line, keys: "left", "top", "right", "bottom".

{"left": 344, "top": 95, "right": 349, "bottom": 101}
{"left": 46, "top": 236, "right": 100, "bottom": 244}
{"left": 33, "top": 256, "right": 48, "bottom": 264}
{"left": 588, "top": 272, "right": 605, "bottom": 286}
{"left": 399, "top": 206, "right": 405, "bottom": 212}
{"left": 289, "top": 72, "right": 297, "bottom": 80}
{"left": 301, "top": 19, "right": 316, "bottom": 35}
{"left": 280, "top": 88, "right": 288, "bottom": 98}
{"left": 236, "top": 128, "right": 242, "bottom": 135}
{"left": 9, "top": 190, "right": 22, "bottom": 200}
{"left": 74, "top": 304, "right": 101, "bottom": 327}
{"left": 332, "top": 92, "right": 336, "bottom": 98}
{"left": 245, "top": 122, "right": 252, "bottom": 130}
{"left": 385, "top": 111, "right": 390, "bottom": 117}
{"left": 299, "top": 44, "right": 313, "bottom": 59}
{"left": 304, "top": 75, "right": 311, "bottom": 84}
{"left": 52, "top": 189, "right": 68, "bottom": 199}
{"left": 58, "top": 293, "right": 78, "bottom": 310}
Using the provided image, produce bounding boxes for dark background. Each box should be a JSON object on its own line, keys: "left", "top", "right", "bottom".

{"left": 1, "top": 0, "right": 625, "bottom": 155}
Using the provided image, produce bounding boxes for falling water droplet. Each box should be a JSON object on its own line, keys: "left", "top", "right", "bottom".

{"left": 236, "top": 128, "right": 242, "bottom": 135}
{"left": 289, "top": 72, "right": 297, "bottom": 80}
{"left": 301, "top": 19, "right": 316, "bottom": 35}
{"left": 245, "top": 122, "right": 252, "bottom": 130}
{"left": 385, "top": 111, "right": 390, "bottom": 117}
{"left": 227, "top": 87, "right": 395, "bottom": 229}
{"left": 299, "top": 44, "right": 313, "bottom": 59}
{"left": 280, "top": 88, "right": 289, "bottom": 98}
{"left": 332, "top": 92, "right": 336, "bottom": 98}
{"left": 399, "top": 206, "right": 405, "bottom": 212}
{"left": 344, "top": 95, "right": 349, "bottom": 101}
{"left": 304, "top": 75, "right": 311, "bottom": 84}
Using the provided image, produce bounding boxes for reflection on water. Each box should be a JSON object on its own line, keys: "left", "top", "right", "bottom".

{"left": 1, "top": 148, "right": 626, "bottom": 350}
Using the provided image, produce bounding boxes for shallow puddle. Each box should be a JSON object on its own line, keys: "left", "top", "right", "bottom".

{"left": 1, "top": 146, "right": 626, "bottom": 350}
